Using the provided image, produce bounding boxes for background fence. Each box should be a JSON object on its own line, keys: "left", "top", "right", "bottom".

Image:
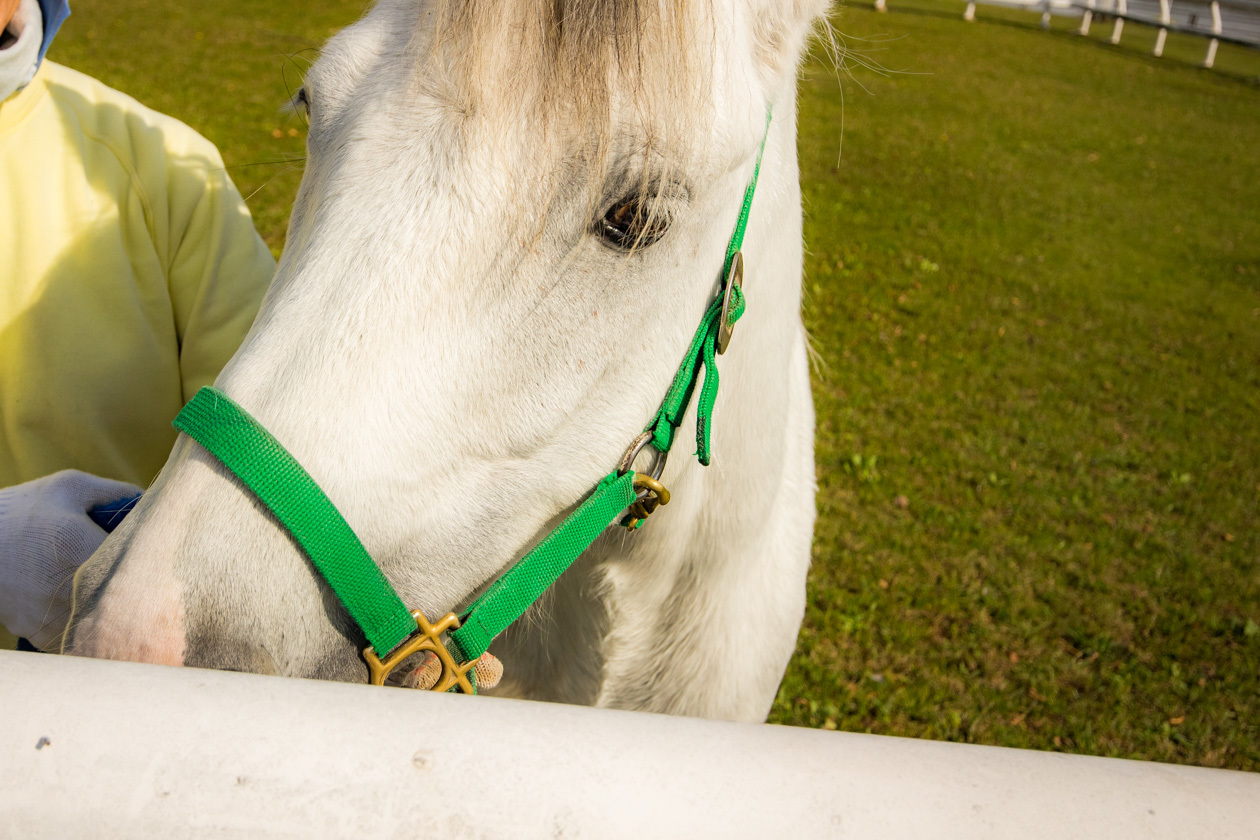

{"left": 873, "top": 0, "right": 1260, "bottom": 67}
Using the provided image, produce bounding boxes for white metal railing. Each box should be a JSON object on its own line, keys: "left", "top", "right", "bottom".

{"left": 3, "top": 651, "right": 1260, "bottom": 838}
{"left": 1207, "top": 0, "right": 1226, "bottom": 64}
{"left": 875, "top": 0, "right": 1259, "bottom": 68}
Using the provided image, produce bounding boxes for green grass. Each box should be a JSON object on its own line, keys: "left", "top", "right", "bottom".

{"left": 52, "top": 1, "right": 1259, "bottom": 770}
{"left": 777, "top": 1, "right": 1260, "bottom": 769}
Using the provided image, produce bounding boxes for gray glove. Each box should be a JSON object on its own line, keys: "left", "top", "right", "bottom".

{"left": 0, "top": 470, "right": 143, "bottom": 650}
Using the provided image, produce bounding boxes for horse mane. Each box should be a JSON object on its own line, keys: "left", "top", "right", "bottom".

{"left": 424, "top": 0, "right": 713, "bottom": 247}
{"left": 429, "top": 0, "right": 708, "bottom": 144}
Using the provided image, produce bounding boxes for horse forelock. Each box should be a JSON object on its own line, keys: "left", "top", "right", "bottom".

{"left": 408, "top": 0, "right": 722, "bottom": 258}
{"left": 433, "top": 2, "right": 707, "bottom": 104}
{"left": 426, "top": 2, "right": 712, "bottom": 156}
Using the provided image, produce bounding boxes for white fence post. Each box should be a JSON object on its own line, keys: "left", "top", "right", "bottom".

{"left": 1204, "top": 0, "right": 1222, "bottom": 66}
{"left": 1111, "top": 0, "right": 1127, "bottom": 43}
{"left": 875, "top": 0, "right": 887, "bottom": 13}
{"left": 901, "top": 0, "right": 1248, "bottom": 65}
{"left": 1153, "top": 0, "right": 1172, "bottom": 55}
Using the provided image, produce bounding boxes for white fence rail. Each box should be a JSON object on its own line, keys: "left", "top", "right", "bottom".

{"left": 874, "top": 0, "right": 1260, "bottom": 68}
{"left": 3, "top": 650, "right": 1259, "bottom": 839}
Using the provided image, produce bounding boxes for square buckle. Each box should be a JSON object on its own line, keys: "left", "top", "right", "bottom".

{"left": 362, "top": 610, "right": 478, "bottom": 693}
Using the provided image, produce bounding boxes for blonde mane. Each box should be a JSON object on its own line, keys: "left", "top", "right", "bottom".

{"left": 415, "top": 1, "right": 717, "bottom": 252}
{"left": 428, "top": 1, "right": 710, "bottom": 154}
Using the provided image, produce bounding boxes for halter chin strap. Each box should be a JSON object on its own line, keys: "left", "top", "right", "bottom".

{"left": 171, "top": 110, "right": 772, "bottom": 691}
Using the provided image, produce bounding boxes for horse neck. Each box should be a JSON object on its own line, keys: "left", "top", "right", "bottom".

{"left": 491, "top": 82, "right": 809, "bottom": 717}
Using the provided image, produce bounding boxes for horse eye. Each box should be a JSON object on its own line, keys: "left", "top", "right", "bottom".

{"left": 294, "top": 87, "right": 311, "bottom": 117}
{"left": 597, "top": 198, "right": 671, "bottom": 250}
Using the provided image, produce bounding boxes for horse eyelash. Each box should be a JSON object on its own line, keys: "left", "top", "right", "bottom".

{"left": 285, "top": 87, "right": 311, "bottom": 118}
{"left": 592, "top": 168, "right": 689, "bottom": 252}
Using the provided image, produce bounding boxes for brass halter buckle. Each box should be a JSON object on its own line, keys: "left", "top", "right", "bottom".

{"left": 716, "top": 251, "right": 744, "bottom": 355}
{"left": 618, "top": 432, "right": 671, "bottom": 530}
{"left": 623, "top": 473, "right": 671, "bottom": 530}
{"left": 363, "top": 610, "right": 478, "bottom": 693}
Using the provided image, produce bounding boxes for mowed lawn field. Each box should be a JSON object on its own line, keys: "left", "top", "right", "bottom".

{"left": 52, "top": 1, "right": 1259, "bottom": 769}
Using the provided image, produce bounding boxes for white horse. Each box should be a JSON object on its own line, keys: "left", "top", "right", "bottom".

{"left": 66, "top": 0, "right": 826, "bottom": 723}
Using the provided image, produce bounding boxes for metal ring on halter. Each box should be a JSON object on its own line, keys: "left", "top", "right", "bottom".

{"left": 716, "top": 251, "right": 744, "bottom": 356}
{"left": 617, "top": 430, "right": 668, "bottom": 481}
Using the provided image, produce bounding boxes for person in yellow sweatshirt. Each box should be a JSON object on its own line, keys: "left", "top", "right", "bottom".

{"left": 0, "top": 0, "right": 275, "bottom": 650}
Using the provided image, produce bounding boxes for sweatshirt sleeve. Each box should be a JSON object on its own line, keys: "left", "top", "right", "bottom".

{"left": 161, "top": 136, "right": 276, "bottom": 401}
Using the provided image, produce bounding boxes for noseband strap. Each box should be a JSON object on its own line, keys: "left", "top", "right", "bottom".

{"left": 173, "top": 392, "right": 417, "bottom": 656}
{"left": 175, "top": 390, "right": 637, "bottom": 675}
{"left": 171, "top": 111, "right": 772, "bottom": 690}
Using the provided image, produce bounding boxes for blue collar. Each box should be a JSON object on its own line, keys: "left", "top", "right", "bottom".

{"left": 35, "top": 0, "right": 69, "bottom": 66}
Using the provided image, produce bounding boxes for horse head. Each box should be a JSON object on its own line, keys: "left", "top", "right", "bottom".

{"left": 65, "top": 0, "right": 825, "bottom": 720}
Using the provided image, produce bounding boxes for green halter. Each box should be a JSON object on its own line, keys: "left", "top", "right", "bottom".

{"left": 173, "top": 112, "right": 772, "bottom": 692}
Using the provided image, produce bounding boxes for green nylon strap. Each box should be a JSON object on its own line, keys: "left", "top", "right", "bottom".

{"left": 695, "top": 284, "right": 746, "bottom": 464}
{"left": 648, "top": 109, "right": 769, "bottom": 463}
{"left": 174, "top": 387, "right": 639, "bottom": 667}
{"left": 722, "top": 109, "right": 773, "bottom": 280}
{"left": 448, "top": 470, "right": 637, "bottom": 662}
{"left": 173, "top": 388, "right": 418, "bottom": 656}
{"left": 169, "top": 110, "right": 773, "bottom": 678}
{"left": 647, "top": 286, "right": 745, "bottom": 465}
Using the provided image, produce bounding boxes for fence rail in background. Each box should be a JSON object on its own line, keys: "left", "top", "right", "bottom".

{"left": 873, "top": 0, "right": 1260, "bottom": 68}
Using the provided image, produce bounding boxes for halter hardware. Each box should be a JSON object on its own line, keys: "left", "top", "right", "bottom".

{"left": 616, "top": 431, "right": 672, "bottom": 529}
{"left": 363, "top": 609, "right": 478, "bottom": 692}
{"left": 623, "top": 474, "right": 671, "bottom": 530}
{"left": 716, "top": 251, "right": 744, "bottom": 356}
{"left": 617, "top": 429, "right": 669, "bottom": 481}
{"left": 170, "top": 110, "right": 772, "bottom": 691}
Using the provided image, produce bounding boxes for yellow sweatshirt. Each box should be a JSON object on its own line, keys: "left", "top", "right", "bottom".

{"left": 1, "top": 62, "right": 274, "bottom": 648}
{"left": 1, "top": 60, "right": 274, "bottom": 488}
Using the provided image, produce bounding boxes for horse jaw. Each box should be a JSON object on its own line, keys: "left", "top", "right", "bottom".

{"left": 65, "top": 0, "right": 825, "bottom": 720}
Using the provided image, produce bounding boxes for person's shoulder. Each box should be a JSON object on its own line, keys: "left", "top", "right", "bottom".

{"left": 41, "top": 61, "right": 225, "bottom": 169}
